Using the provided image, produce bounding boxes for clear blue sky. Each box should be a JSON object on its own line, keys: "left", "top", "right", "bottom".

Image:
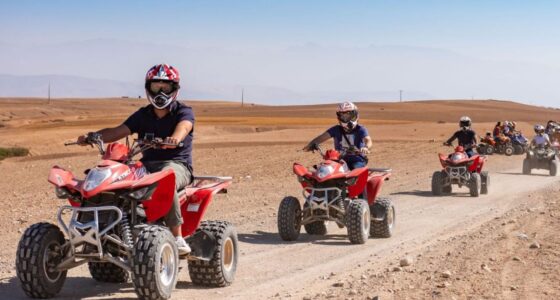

{"left": 2, "top": 1, "right": 560, "bottom": 63}
{"left": 2, "top": 1, "right": 560, "bottom": 105}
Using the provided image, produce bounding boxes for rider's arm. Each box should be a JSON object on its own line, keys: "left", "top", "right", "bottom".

{"left": 445, "top": 132, "right": 457, "bottom": 145}
{"left": 361, "top": 135, "right": 373, "bottom": 154}
{"left": 162, "top": 120, "right": 193, "bottom": 149}
{"left": 77, "top": 124, "right": 130, "bottom": 145}
{"left": 303, "top": 131, "right": 331, "bottom": 151}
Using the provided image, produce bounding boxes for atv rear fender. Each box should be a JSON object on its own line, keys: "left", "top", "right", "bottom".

{"left": 181, "top": 179, "right": 232, "bottom": 237}
{"left": 366, "top": 171, "right": 392, "bottom": 205}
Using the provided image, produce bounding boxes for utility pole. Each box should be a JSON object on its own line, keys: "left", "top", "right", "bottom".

{"left": 241, "top": 88, "right": 244, "bottom": 107}
{"left": 399, "top": 90, "right": 403, "bottom": 102}
{"left": 48, "top": 82, "right": 51, "bottom": 105}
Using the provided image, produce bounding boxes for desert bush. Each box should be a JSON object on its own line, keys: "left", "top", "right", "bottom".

{"left": 0, "top": 147, "right": 29, "bottom": 160}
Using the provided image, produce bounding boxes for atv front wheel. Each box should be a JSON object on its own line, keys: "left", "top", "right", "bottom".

{"left": 277, "top": 196, "right": 302, "bottom": 241}
{"left": 485, "top": 145, "right": 495, "bottom": 155}
{"left": 131, "top": 225, "right": 178, "bottom": 300}
{"left": 188, "top": 221, "right": 238, "bottom": 287}
{"left": 469, "top": 173, "right": 481, "bottom": 197}
{"left": 304, "top": 221, "right": 327, "bottom": 235}
{"left": 431, "top": 171, "right": 445, "bottom": 196}
{"left": 513, "top": 145, "right": 524, "bottom": 155}
{"left": 16, "top": 222, "right": 67, "bottom": 299}
{"left": 370, "top": 198, "right": 395, "bottom": 238}
{"left": 88, "top": 262, "right": 129, "bottom": 283}
{"left": 480, "top": 171, "right": 490, "bottom": 195}
{"left": 505, "top": 146, "right": 514, "bottom": 156}
{"left": 550, "top": 160, "right": 558, "bottom": 176}
{"left": 346, "top": 199, "right": 370, "bottom": 244}
{"left": 522, "top": 159, "right": 531, "bottom": 175}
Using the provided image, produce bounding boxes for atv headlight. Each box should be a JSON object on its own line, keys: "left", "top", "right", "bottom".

{"left": 316, "top": 165, "right": 335, "bottom": 179}
{"left": 83, "top": 167, "right": 112, "bottom": 191}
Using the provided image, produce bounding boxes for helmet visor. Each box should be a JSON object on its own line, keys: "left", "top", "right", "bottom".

{"left": 460, "top": 120, "right": 471, "bottom": 128}
{"left": 337, "top": 111, "right": 356, "bottom": 123}
{"left": 149, "top": 81, "right": 174, "bottom": 94}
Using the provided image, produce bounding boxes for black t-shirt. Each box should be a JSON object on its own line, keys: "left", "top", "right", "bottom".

{"left": 447, "top": 129, "right": 477, "bottom": 147}
{"left": 123, "top": 101, "right": 195, "bottom": 166}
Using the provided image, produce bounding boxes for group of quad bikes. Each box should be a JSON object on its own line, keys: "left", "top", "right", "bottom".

{"left": 15, "top": 124, "right": 560, "bottom": 299}
{"left": 431, "top": 122, "right": 560, "bottom": 198}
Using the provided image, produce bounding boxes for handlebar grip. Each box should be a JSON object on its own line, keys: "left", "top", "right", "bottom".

{"left": 64, "top": 142, "right": 79, "bottom": 146}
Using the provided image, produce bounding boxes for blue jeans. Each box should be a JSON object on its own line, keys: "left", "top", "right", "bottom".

{"left": 465, "top": 148, "right": 475, "bottom": 158}
{"left": 348, "top": 160, "right": 367, "bottom": 170}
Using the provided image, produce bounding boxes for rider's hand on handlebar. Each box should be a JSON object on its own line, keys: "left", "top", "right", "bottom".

{"left": 360, "top": 147, "right": 370, "bottom": 155}
{"left": 302, "top": 143, "right": 315, "bottom": 152}
{"left": 77, "top": 134, "right": 89, "bottom": 146}
{"left": 161, "top": 137, "right": 179, "bottom": 149}
{"left": 443, "top": 142, "right": 451, "bottom": 147}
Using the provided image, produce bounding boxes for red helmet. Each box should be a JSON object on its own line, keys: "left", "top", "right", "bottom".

{"left": 145, "top": 64, "right": 181, "bottom": 109}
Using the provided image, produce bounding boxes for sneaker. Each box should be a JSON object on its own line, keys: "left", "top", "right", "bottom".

{"left": 175, "top": 237, "right": 191, "bottom": 256}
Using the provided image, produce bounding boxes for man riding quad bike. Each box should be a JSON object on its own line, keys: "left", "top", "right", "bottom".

{"left": 432, "top": 144, "right": 489, "bottom": 197}
{"left": 16, "top": 134, "right": 238, "bottom": 299}
{"left": 277, "top": 144, "right": 395, "bottom": 244}
{"left": 444, "top": 116, "right": 478, "bottom": 157}
{"left": 523, "top": 124, "right": 559, "bottom": 176}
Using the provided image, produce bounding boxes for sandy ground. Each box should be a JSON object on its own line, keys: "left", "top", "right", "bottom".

{"left": 0, "top": 98, "right": 559, "bottom": 299}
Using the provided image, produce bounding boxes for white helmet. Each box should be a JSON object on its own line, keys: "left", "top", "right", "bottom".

{"left": 336, "top": 101, "right": 359, "bottom": 131}
{"left": 534, "top": 124, "right": 545, "bottom": 134}
{"left": 459, "top": 116, "right": 472, "bottom": 130}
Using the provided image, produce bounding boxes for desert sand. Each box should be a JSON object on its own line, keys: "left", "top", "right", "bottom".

{"left": 0, "top": 98, "right": 559, "bottom": 299}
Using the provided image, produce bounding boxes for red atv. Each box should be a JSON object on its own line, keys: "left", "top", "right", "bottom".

{"left": 16, "top": 133, "right": 238, "bottom": 300}
{"left": 432, "top": 145, "right": 489, "bottom": 197}
{"left": 277, "top": 144, "right": 395, "bottom": 244}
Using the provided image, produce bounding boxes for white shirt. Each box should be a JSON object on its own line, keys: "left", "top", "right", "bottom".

{"left": 532, "top": 134, "right": 550, "bottom": 146}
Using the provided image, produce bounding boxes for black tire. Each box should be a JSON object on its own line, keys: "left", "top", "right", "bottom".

{"left": 550, "top": 160, "right": 558, "bottom": 176}
{"left": 304, "top": 221, "right": 327, "bottom": 235}
{"left": 188, "top": 221, "right": 238, "bottom": 287}
{"left": 346, "top": 199, "right": 370, "bottom": 244}
{"left": 277, "top": 196, "right": 302, "bottom": 241}
{"left": 485, "top": 145, "right": 495, "bottom": 155}
{"left": 469, "top": 173, "right": 481, "bottom": 197}
{"left": 442, "top": 185, "right": 452, "bottom": 194}
{"left": 131, "top": 226, "right": 178, "bottom": 300}
{"left": 523, "top": 159, "right": 531, "bottom": 175}
{"left": 431, "top": 171, "right": 444, "bottom": 196}
{"left": 16, "top": 222, "right": 67, "bottom": 299}
{"left": 477, "top": 145, "right": 486, "bottom": 155}
{"left": 369, "top": 198, "right": 395, "bottom": 238}
{"left": 505, "top": 146, "right": 514, "bottom": 156}
{"left": 480, "top": 171, "right": 489, "bottom": 195}
{"left": 88, "top": 262, "right": 129, "bottom": 283}
{"left": 513, "top": 145, "right": 524, "bottom": 155}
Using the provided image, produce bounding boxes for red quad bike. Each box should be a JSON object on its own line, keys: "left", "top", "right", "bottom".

{"left": 16, "top": 133, "right": 238, "bottom": 300}
{"left": 277, "top": 144, "right": 395, "bottom": 244}
{"left": 432, "top": 145, "right": 489, "bottom": 197}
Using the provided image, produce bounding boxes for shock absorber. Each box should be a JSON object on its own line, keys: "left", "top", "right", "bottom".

{"left": 119, "top": 212, "right": 133, "bottom": 248}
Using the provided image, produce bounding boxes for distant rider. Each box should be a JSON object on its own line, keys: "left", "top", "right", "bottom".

{"left": 444, "top": 116, "right": 478, "bottom": 157}
{"left": 303, "top": 101, "right": 372, "bottom": 170}
{"left": 75, "top": 64, "right": 193, "bottom": 255}
{"left": 545, "top": 120, "right": 558, "bottom": 135}
{"left": 531, "top": 124, "right": 551, "bottom": 148}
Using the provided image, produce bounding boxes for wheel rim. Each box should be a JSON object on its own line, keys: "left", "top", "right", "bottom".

{"left": 223, "top": 237, "right": 235, "bottom": 272}
{"left": 362, "top": 208, "right": 370, "bottom": 234}
{"left": 386, "top": 206, "right": 395, "bottom": 229}
{"left": 159, "top": 243, "right": 175, "bottom": 287}
{"left": 43, "top": 241, "right": 63, "bottom": 283}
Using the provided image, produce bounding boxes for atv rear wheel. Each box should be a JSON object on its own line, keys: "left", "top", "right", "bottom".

{"left": 469, "top": 173, "right": 481, "bottom": 197}
{"left": 16, "top": 222, "right": 67, "bottom": 299}
{"left": 277, "top": 196, "right": 302, "bottom": 241}
{"left": 304, "top": 221, "right": 327, "bottom": 235}
{"left": 346, "top": 199, "right": 370, "bottom": 244}
{"left": 505, "top": 146, "right": 514, "bottom": 156}
{"left": 88, "top": 262, "right": 129, "bottom": 283}
{"left": 513, "top": 144, "right": 524, "bottom": 155}
{"left": 550, "top": 160, "right": 558, "bottom": 176}
{"left": 131, "top": 225, "right": 178, "bottom": 300}
{"left": 431, "top": 171, "right": 445, "bottom": 196}
{"left": 485, "top": 145, "right": 495, "bottom": 155}
{"left": 188, "top": 221, "right": 238, "bottom": 287}
{"left": 480, "top": 171, "right": 489, "bottom": 195}
{"left": 522, "top": 159, "right": 531, "bottom": 175}
{"left": 369, "top": 198, "right": 395, "bottom": 238}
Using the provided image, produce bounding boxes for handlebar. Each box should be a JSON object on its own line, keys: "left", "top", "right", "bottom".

{"left": 309, "top": 143, "right": 366, "bottom": 157}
